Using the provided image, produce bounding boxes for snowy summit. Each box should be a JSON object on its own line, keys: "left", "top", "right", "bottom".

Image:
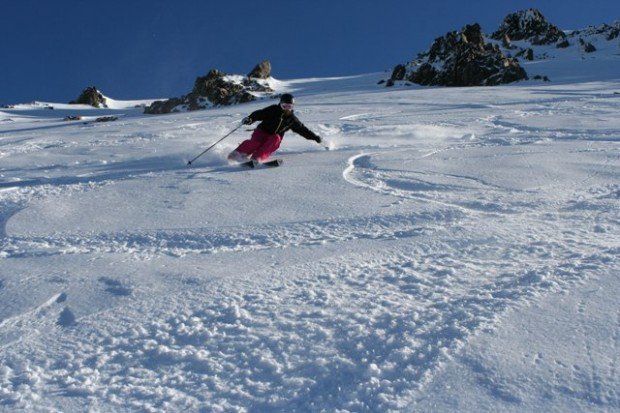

{"left": 0, "top": 9, "right": 619, "bottom": 413}
{"left": 387, "top": 9, "right": 620, "bottom": 87}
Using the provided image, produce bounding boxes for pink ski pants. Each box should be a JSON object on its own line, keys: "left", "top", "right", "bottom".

{"left": 235, "top": 128, "right": 282, "bottom": 162}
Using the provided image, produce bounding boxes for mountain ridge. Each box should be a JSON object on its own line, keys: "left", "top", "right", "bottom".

{"left": 386, "top": 9, "right": 620, "bottom": 87}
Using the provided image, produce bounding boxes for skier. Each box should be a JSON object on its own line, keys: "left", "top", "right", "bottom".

{"left": 227, "top": 93, "right": 322, "bottom": 163}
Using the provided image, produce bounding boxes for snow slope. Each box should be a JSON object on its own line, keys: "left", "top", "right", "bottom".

{"left": 504, "top": 21, "right": 620, "bottom": 83}
{"left": 1, "top": 67, "right": 619, "bottom": 411}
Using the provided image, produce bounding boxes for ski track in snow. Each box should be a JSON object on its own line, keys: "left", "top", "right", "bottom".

{"left": 0, "top": 210, "right": 459, "bottom": 260}
{"left": 0, "top": 78, "right": 619, "bottom": 411}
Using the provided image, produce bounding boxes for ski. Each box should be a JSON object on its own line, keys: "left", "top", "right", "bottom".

{"left": 262, "top": 159, "right": 283, "bottom": 167}
{"left": 240, "top": 160, "right": 258, "bottom": 168}
{"left": 239, "top": 159, "right": 282, "bottom": 168}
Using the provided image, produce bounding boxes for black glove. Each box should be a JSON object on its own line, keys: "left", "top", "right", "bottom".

{"left": 242, "top": 117, "right": 253, "bottom": 125}
{"left": 313, "top": 135, "right": 322, "bottom": 144}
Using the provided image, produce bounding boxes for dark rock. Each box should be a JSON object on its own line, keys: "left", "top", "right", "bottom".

{"left": 607, "top": 26, "right": 620, "bottom": 40}
{"left": 190, "top": 69, "right": 250, "bottom": 107}
{"left": 462, "top": 23, "right": 484, "bottom": 45}
{"left": 390, "top": 64, "right": 407, "bottom": 81}
{"left": 64, "top": 116, "right": 82, "bottom": 121}
{"left": 396, "top": 23, "right": 527, "bottom": 87}
{"left": 577, "top": 37, "right": 598, "bottom": 53}
{"left": 573, "top": 22, "right": 620, "bottom": 41}
{"left": 241, "top": 77, "right": 274, "bottom": 93}
{"left": 247, "top": 60, "right": 272, "bottom": 79}
{"left": 70, "top": 86, "right": 107, "bottom": 108}
{"left": 526, "top": 48, "right": 534, "bottom": 60}
{"left": 95, "top": 116, "right": 118, "bottom": 122}
{"left": 491, "top": 9, "right": 566, "bottom": 45}
{"left": 516, "top": 48, "right": 535, "bottom": 60}
{"left": 502, "top": 34, "right": 513, "bottom": 49}
{"left": 188, "top": 69, "right": 265, "bottom": 108}
{"left": 533, "top": 75, "right": 551, "bottom": 82}
{"left": 583, "top": 41, "right": 597, "bottom": 53}
{"left": 556, "top": 39, "right": 570, "bottom": 48}
{"left": 145, "top": 66, "right": 275, "bottom": 114}
{"left": 146, "top": 97, "right": 185, "bottom": 114}
{"left": 409, "top": 63, "right": 438, "bottom": 86}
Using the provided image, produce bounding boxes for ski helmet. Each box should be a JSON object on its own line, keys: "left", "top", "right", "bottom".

{"left": 280, "top": 93, "right": 294, "bottom": 104}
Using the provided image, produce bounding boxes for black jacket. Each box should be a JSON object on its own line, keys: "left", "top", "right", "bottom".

{"left": 248, "top": 104, "right": 319, "bottom": 141}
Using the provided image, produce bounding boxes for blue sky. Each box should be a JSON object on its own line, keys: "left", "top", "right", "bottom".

{"left": 1, "top": 0, "right": 618, "bottom": 104}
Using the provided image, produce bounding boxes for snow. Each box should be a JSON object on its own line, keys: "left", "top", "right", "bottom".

{"left": 1, "top": 59, "right": 619, "bottom": 411}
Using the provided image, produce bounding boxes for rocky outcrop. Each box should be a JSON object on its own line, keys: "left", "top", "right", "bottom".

{"left": 190, "top": 69, "right": 256, "bottom": 108}
{"left": 389, "top": 23, "right": 527, "bottom": 87}
{"left": 385, "top": 11, "right": 618, "bottom": 88}
{"left": 556, "top": 39, "right": 570, "bottom": 48}
{"left": 145, "top": 62, "right": 275, "bottom": 114}
{"left": 70, "top": 86, "right": 107, "bottom": 108}
{"left": 145, "top": 97, "right": 185, "bottom": 115}
{"left": 605, "top": 23, "right": 620, "bottom": 40}
{"left": 579, "top": 39, "right": 597, "bottom": 53}
{"left": 247, "top": 60, "right": 272, "bottom": 79}
{"left": 559, "top": 22, "right": 620, "bottom": 54}
{"left": 515, "top": 48, "right": 534, "bottom": 61}
{"left": 491, "top": 9, "right": 566, "bottom": 45}
{"left": 572, "top": 22, "right": 620, "bottom": 41}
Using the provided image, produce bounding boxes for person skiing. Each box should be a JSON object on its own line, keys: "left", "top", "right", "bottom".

{"left": 227, "top": 93, "right": 322, "bottom": 163}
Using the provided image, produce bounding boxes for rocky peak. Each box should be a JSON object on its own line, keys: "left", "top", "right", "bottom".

{"left": 389, "top": 23, "right": 527, "bottom": 87}
{"left": 190, "top": 69, "right": 249, "bottom": 106}
{"left": 145, "top": 62, "right": 275, "bottom": 114}
{"left": 247, "top": 60, "right": 272, "bottom": 79}
{"left": 571, "top": 21, "right": 620, "bottom": 41}
{"left": 461, "top": 23, "right": 485, "bottom": 47}
{"left": 491, "top": 9, "right": 566, "bottom": 45}
{"left": 70, "top": 86, "right": 107, "bottom": 108}
{"left": 427, "top": 23, "right": 486, "bottom": 62}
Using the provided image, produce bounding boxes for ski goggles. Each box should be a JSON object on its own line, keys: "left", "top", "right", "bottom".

{"left": 280, "top": 103, "right": 294, "bottom": 111}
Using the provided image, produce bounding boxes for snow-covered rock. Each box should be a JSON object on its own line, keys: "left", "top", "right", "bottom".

{"left": 498, "top": 19, "right": 620, "bottom": 81}
{"left": 388, "top": 23, "right": 527, "bottom": 87}
{"left": 69, "top": 86, "right": 108, "bottom": 108}
{"left": 386, "top": 10, "right": 620, "bottom": 88}
{"left": 490, "top": 8, "right": 566, "bottom": 45}
{"left": 145, "top": 63, "right": 276, "bottom": 114}
{"left": 567, "top": 21, "right": 620, "bottom": 41}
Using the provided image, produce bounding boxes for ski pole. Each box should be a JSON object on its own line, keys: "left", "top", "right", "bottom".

{"left": 187, "top": 123, "right": 243, "bottom": 166}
